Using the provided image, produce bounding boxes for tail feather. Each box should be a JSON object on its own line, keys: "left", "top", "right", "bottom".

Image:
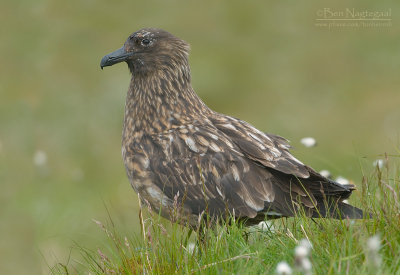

{"left": 312, "top": 201, "right": 370, "bottom": 219}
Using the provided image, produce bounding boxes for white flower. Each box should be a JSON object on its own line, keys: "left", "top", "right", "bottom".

{"left": 258, "top": 221, "right": 274, "bottom": 232}
{"left": 300, "top": 137, "right": 317, "bottom": 148}
{"left": 187, "top": 242, "right": 196, "bottom": 254}
{"left": 300, "top": 258, "right": 312, "bottom": 274}
{"left": 299, "top": 239, "right": 312, "bottom": 251}
{"left": 373, "top": 159, "right": 385, "bottom": 169}
{"left": 33, "top": 150, "right": 47, "bottom": 167}
{"left": 276, "top": 261, "right": 292, "bottom": 275}
{"left": 367, "top": 235, "right": 381, "bottom": 252}
{"left": 319, "top": 170, "right": 331, "bottom": 178}
{"left": 295, "top": 239, "right": 313, "bottom": 274}
{"left": 335, "top": 176, "right": 349, "bottom": 186}
{"left": 366, "top": 234, "right": 382, "bottom": 268}
{"left": 295, "top": 245, "right": 308, "bottom": 258}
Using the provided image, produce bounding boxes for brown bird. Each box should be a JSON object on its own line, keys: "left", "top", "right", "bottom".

{"left": 100, "top": 28, "right": 366, "bottom": 227}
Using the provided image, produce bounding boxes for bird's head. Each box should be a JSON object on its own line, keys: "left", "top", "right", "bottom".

{"left": 100, "top": 28, "right": 190, "bottom": 76}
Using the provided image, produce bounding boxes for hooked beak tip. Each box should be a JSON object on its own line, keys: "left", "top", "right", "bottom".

{"left": 100, "top": 47, "right": 133, "bottom": 69}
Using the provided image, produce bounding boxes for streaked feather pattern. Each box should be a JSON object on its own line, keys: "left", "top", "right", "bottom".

{"left": 100, "top": 28, "right": 366, "bottom": 227}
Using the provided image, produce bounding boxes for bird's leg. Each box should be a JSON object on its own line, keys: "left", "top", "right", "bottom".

{"left": 197, "top": 225, "right": 207, "bottom": 246}
{"left": 310, "top": 217, "right": 325, "bottom": 230}
{"left": 231, "top": 218, "right": 250, "bottom": 242}
{"left": 242, "top": 228, "right": 250, "bottom": 242}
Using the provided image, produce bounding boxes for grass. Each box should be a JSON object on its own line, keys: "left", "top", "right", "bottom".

{"left": 50, "top": 155, "right": 400, "bottom": 274}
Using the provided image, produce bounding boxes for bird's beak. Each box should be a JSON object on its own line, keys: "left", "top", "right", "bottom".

{"left": 100, "top": 47, "right": 134, "bottom": 69}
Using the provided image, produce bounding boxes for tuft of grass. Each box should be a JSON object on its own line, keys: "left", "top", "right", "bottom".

{"left": 52, "top": 155, "right": 400, "bottom": 274}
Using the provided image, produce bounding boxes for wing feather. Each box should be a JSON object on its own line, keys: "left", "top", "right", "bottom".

{"left": 211, "top": 115, "right": 310, "bottom": 178}
{"left": 124, "top": 118, "right": 354, "bottom": 226}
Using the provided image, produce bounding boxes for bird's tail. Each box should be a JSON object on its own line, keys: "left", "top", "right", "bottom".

{"left": 312, "top": 201, "right": 370, "bottom": 219}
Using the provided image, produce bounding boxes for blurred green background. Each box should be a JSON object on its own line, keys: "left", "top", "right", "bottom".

{"left": 0, "top": 0, "right": 399, "bottom": 273}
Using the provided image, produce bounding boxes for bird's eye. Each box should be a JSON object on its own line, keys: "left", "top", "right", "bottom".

{"left": 141, "top": 39, "right": 151, "bottom": 46}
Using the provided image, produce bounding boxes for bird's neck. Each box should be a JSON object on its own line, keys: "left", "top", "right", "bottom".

{"left": 123, "top": 68, "right": 210, "bottom": 140}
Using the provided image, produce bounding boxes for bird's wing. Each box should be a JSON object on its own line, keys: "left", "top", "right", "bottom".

{"left": 210, "top": 115, "right": 310, "bottom": 178}
{"left": 127, "top": 123, "right": 317, "bottom": 223}
{"left": 128, "top": 125, "right": 273, "bottom": 220}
